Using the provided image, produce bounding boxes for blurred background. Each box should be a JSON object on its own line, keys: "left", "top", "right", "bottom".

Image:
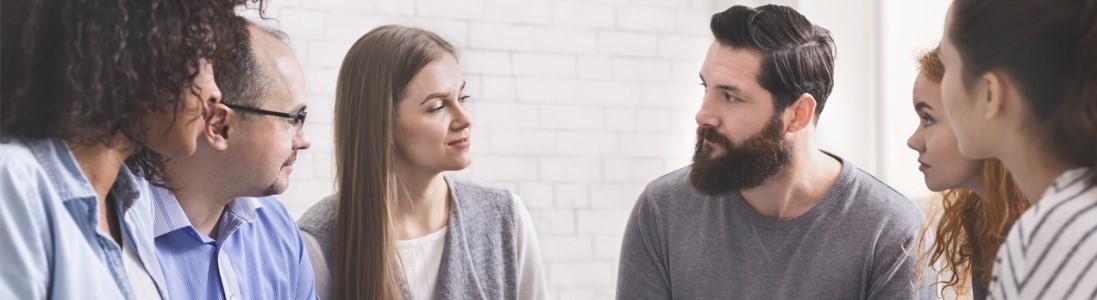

{"left": 244, "top": 0, "right": 951, "bottom": 298}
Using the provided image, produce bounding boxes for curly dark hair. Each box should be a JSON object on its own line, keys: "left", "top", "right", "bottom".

{"left": 1, "top": 0, "right": 264, "bottom": 182}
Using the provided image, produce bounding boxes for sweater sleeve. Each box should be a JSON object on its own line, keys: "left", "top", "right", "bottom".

{"left": 615, "top": 189, "right": 672, "bottom": 300}
{"left": 512, "top": 194, "right": 547, "bottom": 300}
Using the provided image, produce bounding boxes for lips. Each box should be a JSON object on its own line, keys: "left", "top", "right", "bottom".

{"left": 448, "top": 137, "right": 470, "bottom": 146}
{"left": 283, "top": 152, "right": 297, "bottom": 167}
{"left": 918, "top": 160, "right": 930, "bottom": 172}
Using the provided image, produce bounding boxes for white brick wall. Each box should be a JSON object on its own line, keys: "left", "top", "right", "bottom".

{"left": 249, "top": 0, "right": 733, "bottom": 298}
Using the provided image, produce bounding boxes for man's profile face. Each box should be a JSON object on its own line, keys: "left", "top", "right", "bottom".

{"left": 226, "top": 27, "right": 311, "bottom": 197}
{"left": 690, "top": 42, "right": 792, "bottom": 195}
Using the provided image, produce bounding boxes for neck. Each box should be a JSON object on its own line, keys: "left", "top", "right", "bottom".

{"left": 740, "top": 148, "right": 842, "bottom": 219}
{"left": 163, "top": 156, "right": 237, "bottom": 238}
{"left": 393, "top": 160, "right": 450, "bottom": 240}
{"left": 1000, "top": 144, "right": 1070, "bottom": 204}
{"left": 67, "top": 137, "right": 134, "bottom": 244}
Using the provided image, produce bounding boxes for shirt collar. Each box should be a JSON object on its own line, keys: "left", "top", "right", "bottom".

{"left": 151, "top": 184, "right": 266, "bottom": 238}
{"left": 30, "top": 138, "right": 97, "bottom": 202}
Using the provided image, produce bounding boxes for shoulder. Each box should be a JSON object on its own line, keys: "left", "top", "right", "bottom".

{"left": 252, "top": 196, "right": 302, "bottom": 234}
{"left": 0, "top": 139, "right": 53, "bottom": 212}
{"left": 633, "top": 166, "right": 696, "bottom": 212}
{"left": 0, "top": 138, "right": 44, "bottom": 177}
{"left": 448, "top": 175, "right": 516, "bottom": 211}
{"left": 842, "top": 165, "right": 922, "bottom": 228}
{"left": 298, "top": 194, "right": 337, "bottom": 239}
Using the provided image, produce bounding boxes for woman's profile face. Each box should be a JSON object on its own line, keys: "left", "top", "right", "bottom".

{"left": 146, "top": 58, "right": 222, "bottom": 158}
{"left": 907, "top": 71, "right": 984, "bottom": 192}
{"left": 394, "top": 53, "right": 473, "bottom": 173}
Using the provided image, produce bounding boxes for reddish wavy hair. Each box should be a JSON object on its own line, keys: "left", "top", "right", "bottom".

{"left": 913, "top": 48, "right": 1029, "bottom": 296}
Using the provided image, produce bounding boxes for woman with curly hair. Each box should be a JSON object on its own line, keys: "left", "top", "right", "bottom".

{"left": 0, "top": 0, "right": 258, "bottom": 298}
{"left": 907, "top": 48, "right": 1028, "bottom": 299}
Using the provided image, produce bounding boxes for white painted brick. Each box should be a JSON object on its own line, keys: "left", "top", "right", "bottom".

{"left": 462, "top": 75, "right": 484, "bottom": 104}
{"left": 554, "top": 183, "right": 590, "bottom": 208}
{"left": 304, "top": 66, "right": 338, "bottom": 96}
{"left": 576, "top": 209, "right": 630, "bottom": 234}
{"left": 617, "top": 7, "right": 676, "bottom": 32}
{"left": 305, "top": 95, "right": 335, "bottom": 124}
{"left": 531, "top": 209, "right": 576, "bottom": 235}
{"left": 278, "top": 10, "right": 326, "bottom": 40}
{"left": 590, "top": 184, "right": 644, "bottom": 209}
{"left": 575, "top": 81, "right": 642, "bottom": 107}
{"left": 463, "top": 155, "right": 539, "bottom": 181}
{"left": 540, "top": 236, "right": 594, "bottom": 261}
{"left": 671, "top": 59, "right": 705, "bottom": 83}
{"left": 475, "top": 102, "right": 540, "bottom": 129}
{"left": 377, "top": 0, "right": 414, "bottom": 15}
{"left": 604, "top": 158, "right": 665, "bottom": 183}
{"left": 302, "top": 0, "right": 376, "bottom": 12}
{"left": 461, "top": 51, "right": 512, "bottom": 75}
{"left": 488, "top": 129, "right": 556, "bottom": 155}
{"left": 515, "top": 78, "right": 580, "bottom": 104}
{"left": 658, "top": 35, "right": 711, "bottom": 60}
{"left": 282, "top": 179, "right": 337, "bottom": 218}
{"left": 469, "top": 23, "right": 536, "bottom": 51}
{"left": 469, "top": 0, "right": 553, "bottom": 25}
{"left": 518, "top": 182, "right": 555, "bottom": 208}
{"left": 549, "top": 261, "right": 613, "bottom": 287}
{"left": 324, "top": 13, "right": 409, "bottom": 43}
{"left": 412, "top": 19, "right": 470, "bottom": 48}
{"left": 288, "top": 150, "right": 314, "bottom": 181}
{"left": 598, "top": 31, "right": 658, "bottom": 57}
{"left": 540, "top": 106, "right": 603, "bottom": 130}
{"left": 678, "top": 9, "right": 715, "bottom": 35}
{"left": 414, "top": 0, "right": 484, "bottom": 19}
{"left": 311, "top": 151, "right": 335, "bottom": 179}
{"left": 535, "top": 28, "right": 598, "bottom": 54}
{"left": 605, "top": 107, "right": 636, "bottom": 132}
{"left": 478, "top": 76, "right": 516, "bottom": 102}
{"left": 627, "top": 0, "right": 690, "bottom": 8}
{"left": 308, "top": 39, "right": 355, "bottom": 68}
{"left": 513, "top": 54, "right": 576, "bottom": 78}
{"left": 612, "top": 57, "right": 672, "bottom": 82}
{"left": 594, "top": 234, "right": 623, "bottom": 260}
{"left": 552, "top": 2, "right": 615, "bottom": 29}
{"left": 577, "top": 56, "right": 613, "bottom": 80}
{"left": 669, "top": 108, "right": 701, "bottom": 133}
{"left": 642, "top": 82, "right": 702, "bottom": 109}
{"left": 619, "top": 132, "right": 685, "bottom": 157}
{"left": 556, "top": 132, "right": 618, "bottom": 156}
{"left": 636, "top": 108, "right": 672, "bottom": 132}
{"left": 540, "top": 157, "right": 602, "bottom": 182}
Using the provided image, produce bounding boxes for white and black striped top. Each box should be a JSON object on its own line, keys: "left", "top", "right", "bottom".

{"left": 990, "top": 168, "right": 1097, "bottom": 299}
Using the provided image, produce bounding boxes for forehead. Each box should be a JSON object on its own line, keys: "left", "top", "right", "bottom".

{"left": 250, "top": 27, "right": 306, "bottom": 109}
{"left": 700, "top": 42, "right": 766, "bottom": 94}
{"left": 401, "top": 54, "right": 463, "bottom": 99}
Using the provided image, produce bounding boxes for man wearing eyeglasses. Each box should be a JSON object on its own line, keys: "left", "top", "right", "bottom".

{"left": 149, "top": 19, "right": 317, "bottom": 300}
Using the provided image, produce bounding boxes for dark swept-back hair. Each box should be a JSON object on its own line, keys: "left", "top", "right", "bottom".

{"left": 710, "top": 4, "right": 836, "bottom": 121}
{"left": 1, "top": 0, "right": 262, "bottom": 181}
{"left": 949, "top": 0, "right": 1097, "bottom": 184}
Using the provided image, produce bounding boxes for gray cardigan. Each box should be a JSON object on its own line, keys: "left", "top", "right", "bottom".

{"left": 298, "top": 175, "right": 521, "bottom": 300}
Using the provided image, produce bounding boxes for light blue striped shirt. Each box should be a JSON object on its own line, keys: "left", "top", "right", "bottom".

{"left": 0, "top": 137, "right": 169, "bottom": 299}
{"left": 150, "top": 186, "right": 318, "bottom": 300}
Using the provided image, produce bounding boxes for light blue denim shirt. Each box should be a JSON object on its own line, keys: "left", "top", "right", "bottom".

{"left": 151, "top": 186, "right": 318, "bottom": 300}
{"left": 0, "top": 137, "right": 169, "bottom": 299}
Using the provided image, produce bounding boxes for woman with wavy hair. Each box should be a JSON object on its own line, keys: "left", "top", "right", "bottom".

{"left": 907, "top": 48, "right": 1028, "bottom": 299}
{"left": 298, "top": 25, "right": 546, "bottom": 300}
{"left": 0, "top": 0, "right": 257, "bottom": 298}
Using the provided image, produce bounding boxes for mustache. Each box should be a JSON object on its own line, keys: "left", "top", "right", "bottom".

{"left": 283, "top": 152, "right": 297, "bottom": 166}
{"left": 696, "top": 126, "right": 731, "bottom": 151}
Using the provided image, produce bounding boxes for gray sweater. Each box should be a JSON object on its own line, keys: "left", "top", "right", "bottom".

{"left": 298, "top": 175, "right": 544, "bottom": 300}
{"left": 616, "top": 158, "right": 935, "bottom": 299}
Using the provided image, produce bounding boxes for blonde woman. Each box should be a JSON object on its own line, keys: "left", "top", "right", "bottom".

{"left": 298, "top": 25, "right": 545, "bottom": 300}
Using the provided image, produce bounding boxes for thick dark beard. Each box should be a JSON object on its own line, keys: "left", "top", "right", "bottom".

{"left": 689, "top": 115, "right": 792, "bottom": 196}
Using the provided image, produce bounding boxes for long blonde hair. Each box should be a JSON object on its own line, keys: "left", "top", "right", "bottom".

{"left": 331, "top": 25, "right": 455, "bottom": 300}
{"left": 913, "top": 48, "right": 1029, "bottom": 296}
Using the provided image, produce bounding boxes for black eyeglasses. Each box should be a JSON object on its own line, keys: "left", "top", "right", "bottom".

{"left": 224, "top": 103, "right": 307, "bottom": 133}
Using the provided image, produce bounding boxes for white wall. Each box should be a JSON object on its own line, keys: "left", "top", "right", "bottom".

{"left": 248, "top": 0, "right": 952, "bottom": 299}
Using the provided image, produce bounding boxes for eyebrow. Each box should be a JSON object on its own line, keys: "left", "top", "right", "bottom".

{"left": 699, "top": 74, "right": 743, "bottom": 93}
{"left": 419, "top": 81, "right": 467, "bottom": 105}
{"left": 914, "top": 102, "right": 933, "bottom": 111}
